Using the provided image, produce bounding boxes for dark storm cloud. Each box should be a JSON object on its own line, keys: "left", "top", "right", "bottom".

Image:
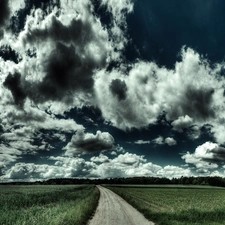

{"left": 24, "top": 16, "right": 94, "bottom": 48}
{"left": 64, "top": 129, "right": 114, "bottom": 156}
{"left": 0, "top": 0, "right": 10, "bottom": 28}
{"left": 206, "top": 146, "right": 225, "bottom": 162}
{"left": 3, "top": 41, "right": 98, "bottom": 105}
{"left": 17, "top": 10, "right": 110, "bottom": 104}
{"left": 3, "top": 72, "right": 26, "bottom": 106}
{"left": 109, "top": 79, "right": 127, "bottom": 101}
{"left": 37, "top": 42, "right": 94, "bottom": 102}
{"left": 186, "top": 87, "right": 215, "bottom": 120}
{"left": 0, "top": 45, "right": 20, "bottom": 63}
{"left": 23, "top": 13, "right": 108, "bottom": 67}
{"left": 0, "top": 167, "right": 4, "bottom": 176}
{"left": 169, "top": 86, "right": 215, "bottom": 121}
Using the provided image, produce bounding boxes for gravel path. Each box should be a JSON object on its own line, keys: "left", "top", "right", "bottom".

{"left": 88, "top": 185, "right": 154, "bottom": 225}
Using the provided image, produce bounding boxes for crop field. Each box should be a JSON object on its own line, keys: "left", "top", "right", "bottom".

{"left": 0, "top": 185, "right": 99, "bottom": 225}
{"left": 108, "top": 185, "right": 225, "bottom": 225}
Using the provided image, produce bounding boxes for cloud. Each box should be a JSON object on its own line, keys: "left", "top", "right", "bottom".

{"left": 185, "top": 142, "right": 225, "bottom": 163}
{"left": 0, "top": 145, "right": 21, "bottom": 167}
{"left": 114, "top": 152, "right": 146, "bottom": 165}
{"left": 0, "top": 0, "right": 10, "bottom": 30}
{"left": 0, "top": 1, "right": 120, "bottom": 176}
{"left": 1, "top": 99, "right": 83, "bottom": 133}
{"left": 2, "top": 0, "right": 225, "bottom": 181}
{"left": 37, "top": 43, "right": 94, "bottom": 102}
{"left": 0, "top": 144, "right": 22, "bottom": 177}
{"left": 125, "top": 162, "right": 162, "bottom": 177}
{"left": 0, "top": 0, "right": 135, "bottom": 130}
{"left": 92, "top": 152, "right": 192, "bottom": 178}
{"left": 134, "top": 140, "right": 151, "bottom": 145}
{"left": 8, "top": 141, "right": 38, "bottom": 153}
{"left": 1, "top": 125, "right": 46, "bottom": 156}
{"left": 1, "top": 126, "right": 34, "bottom": 140}
{"left": 109, "top": 79, "right": 127, "bottom": 101}
{"left": 2, "top": 156, "right": 96, "bottom": 180}
{"left": 157, "top": 165, "right": 192, "bottom": 178}
{"left": 100, "top": 0, "right": 133, "bottom": 55}
{"left": 3, "top": 72, "right": 26, "bottom": 107}
{"left": 1, "top": 150, "right": 194, "bottom": 180}
{"left": 2, "top": 162, "right": 65, "bottom": 180}
{"left": 3, "top": 3, "right": 112, "bottom": 105}
{"left": 0, "top": 0, "right": 129, "bottom": 114}
{"left": 171, "top": 115, "right": 194, "bottom": 132}
{"left": 94, "top": 47, "right": 225, "bottom": 144}
{"left": 164, "top": 137, "right": 177, "bottom": 146}
{"left": 181, "top": 142, "right": 225, "bottom": 171}
{"left": 210, "top": 120, "right": 225, "bottom": 145}
{"left": 110, "top": 151, "right": 117, "bottom": 155}
{"left": 91, "top": 154, "right": 110, "bottom": 163}
{"left": 92, "top": 152, "right": 153, "bottom": 178}
{"left": 101, "top": 0, "right": 133, "bottom": 23}
{"left": 63, "top": 129, "right": 115, "bottom": 156}
{"left": 8, "top": 0, "right": 25, "bottom": 16}
{"left": 95, "top": 66, "right": 160, "bottom": 129}
{"left": 3, "top": 163, "right": 41, "bottom": 180}
{"left": 153, "top": 136, "right": 164, "bottom": 145}
{"left": 0, "top": 100, "right": 83, "bottom": 158}
{"left": 209, "top": 170, "right": 225, "bottom": 177}
{"left": 152, "top": 136, "right": 177, "bottom": 146}
{"left": 50, "top": 156, "right": 96, "bottom": 177}
{"left": 2, "top": 1, "right": 225, "bottom": 134}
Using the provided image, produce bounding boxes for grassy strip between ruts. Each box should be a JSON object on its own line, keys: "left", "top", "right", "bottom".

{"left": 107, "top": 185, "right": 225, "bottom": 225}
{"left": 0, "top": 184, "right": 99, "bottom": 225}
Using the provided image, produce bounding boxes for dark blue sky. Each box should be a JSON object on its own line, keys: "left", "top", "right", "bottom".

{"left": 127, "top": 0, "right": 225, "bottom": 67}
{"left": 1, "top": 0, "right": 225, "bottom": 180}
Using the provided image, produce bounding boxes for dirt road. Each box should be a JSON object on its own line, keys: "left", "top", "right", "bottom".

{"left": 88, "top": 185, "right": 154, "bottom": 225}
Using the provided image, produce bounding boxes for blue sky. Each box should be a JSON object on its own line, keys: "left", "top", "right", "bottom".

{"left": 1, "top": 0, "right": 225, "bottom": 181}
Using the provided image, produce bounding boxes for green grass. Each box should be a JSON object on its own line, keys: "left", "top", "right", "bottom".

{"left": 0, "top": 185, "right": 99, "bottom": 225}
{"left": 107, "top": 185, "right": 225, "bottom": 225}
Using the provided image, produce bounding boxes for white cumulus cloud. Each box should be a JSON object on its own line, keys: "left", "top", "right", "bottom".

{"left": 63, "top": 129, "right": 115, "bottom": 156}
{"left": 181, "top": 142, "right": 225, "bottom": 172}
{"left": 165, "top": 137, "right": 177, "bottom": 146}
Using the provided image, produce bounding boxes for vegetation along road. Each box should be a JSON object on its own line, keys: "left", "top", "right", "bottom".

{"left": 108, "top": 185, "right": 225, "bottom": 225}
{"left": 88, "top": 185, "right": 154, "bottom": 225}
{"left": 0, "top": 185, "right": 99, "bottom": 225}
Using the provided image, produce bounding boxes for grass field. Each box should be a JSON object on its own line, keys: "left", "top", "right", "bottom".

{"left": 0, "top": 184, "right": 99, "bottom": 225}
{"left": 108, "top": 185, "right": 225, "bottom": 225}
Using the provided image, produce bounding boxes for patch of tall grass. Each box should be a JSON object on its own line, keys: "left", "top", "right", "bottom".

{"left": 108, "top": 186, "right": 225, "bottom": 225}
{"left": 0, "top": 185, "right": 99, "bottom": 225}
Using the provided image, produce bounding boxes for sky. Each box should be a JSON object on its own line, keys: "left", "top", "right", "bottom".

{"left": 1, "top": 0, "right": 225, "bottom": 181}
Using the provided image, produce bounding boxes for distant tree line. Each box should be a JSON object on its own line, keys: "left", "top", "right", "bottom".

{"left": 1, "top": 176, "right": 225, "bottom": 187}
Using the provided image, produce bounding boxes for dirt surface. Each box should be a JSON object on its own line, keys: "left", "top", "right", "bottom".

{"left": 88, "top": 185, "right": 154, "bottom": 225}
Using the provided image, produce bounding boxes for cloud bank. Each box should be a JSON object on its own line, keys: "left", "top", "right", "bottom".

{"left": 2, "top": 152, "right": 192, "bottom": 180}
